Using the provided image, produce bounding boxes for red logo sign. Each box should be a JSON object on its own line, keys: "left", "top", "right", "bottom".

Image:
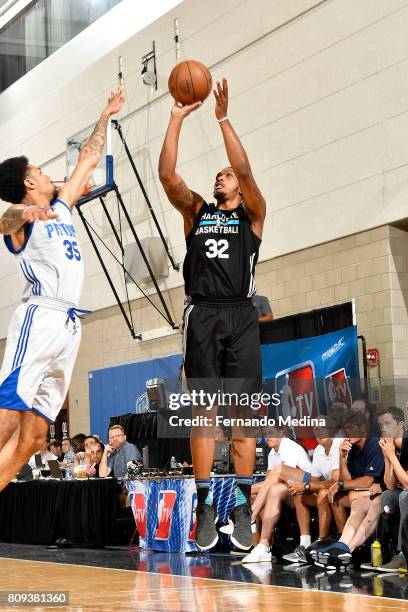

{"left": 155, "top": 490, "right": 177, "bottom": 541}
{"left": 133, "top": 492, "right": 147, "bottom": 539}
{"left": 276, "top": 362, "right": 319, "bottom": 420}
{"left": 325, "top": 368, "right": 352, "bottom": 408}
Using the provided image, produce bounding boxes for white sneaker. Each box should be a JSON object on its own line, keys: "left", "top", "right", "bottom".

{"left": 242, "top": 544, "right": 272, "bottom": 563}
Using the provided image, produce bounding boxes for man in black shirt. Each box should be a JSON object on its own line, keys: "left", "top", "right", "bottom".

{"left": 159, "top": 79, "right": 266, "bottom": 551}
{"left": 314, "top": 411, "right": 384, "bottom": 569}
{"left": 376, "top": 406, "right": 407, "bottom": 573}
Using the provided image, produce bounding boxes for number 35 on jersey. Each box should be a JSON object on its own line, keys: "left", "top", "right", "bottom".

{"left": 63, "top": 240, "right": 81, "bottom": 261}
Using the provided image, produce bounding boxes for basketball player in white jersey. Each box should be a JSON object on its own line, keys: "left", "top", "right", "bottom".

{"left": 0, "top": 86, "right": 125, "bottom": 491}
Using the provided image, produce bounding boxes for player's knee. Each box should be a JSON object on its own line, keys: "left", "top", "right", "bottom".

{"left": 19, "top": 428, "right": 47, "bottom": 455}
{"left": 21, "top": 436, "right": 45, "bottom": 455}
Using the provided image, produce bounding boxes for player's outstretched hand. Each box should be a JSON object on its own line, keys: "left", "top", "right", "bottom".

{"left": 104, "top": 86, "right": 126, "bottom": 116}
{"left": 22, "top": 205, "right": 58, "bottom": 223}
{"left": 171, "top": 100, "right": 202, "bottom": 120}
{"left": 213, "top": 78, "right": 228, "bottom": 120}
{"left": 0, "top": 204, "right": 58, "bottom": 235}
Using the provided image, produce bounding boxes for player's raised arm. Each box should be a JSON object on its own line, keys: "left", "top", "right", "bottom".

{"left": 214, "top": 79, "right": 266, "bottom": 238}
{"left": 59, "top": 87, "right": 126, "bottom": 208}
{"left": 0, "top": 203, "right": 57, "bottom": 235}
{"left": 158, "top": 102, "right": 204, "bottom": 234}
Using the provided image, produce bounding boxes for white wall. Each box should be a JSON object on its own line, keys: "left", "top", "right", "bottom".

{"left": 0, "top": 0, "right": 407, "bottom": 338}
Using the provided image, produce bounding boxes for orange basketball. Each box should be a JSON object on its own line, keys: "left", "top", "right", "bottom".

{"left": 168, "top": 60, "right": 212, "bottom": 105}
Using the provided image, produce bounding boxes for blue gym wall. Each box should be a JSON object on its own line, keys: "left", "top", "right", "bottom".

{"left": 89, "top": 353, "right": 182, "bottom": 440}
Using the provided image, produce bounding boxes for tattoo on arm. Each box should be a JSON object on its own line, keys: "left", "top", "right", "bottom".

{"left": 166, "top": 179, "right": 203, "bottom": 217}
{"left": 167, "top": 181, "right": 194, "bottom": 210}
{"left": 0, "top": 207, "right": 26, "bottom": 234}
{"left": 80, "top": 113, "right": 110, "bottom": 158}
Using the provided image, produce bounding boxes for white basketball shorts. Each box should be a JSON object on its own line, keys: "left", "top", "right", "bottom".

{"left": 0, "top": 301, "right": 81, "bottom": 422}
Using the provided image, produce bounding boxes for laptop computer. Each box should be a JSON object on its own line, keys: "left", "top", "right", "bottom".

{"left": 34, "top": 453, "right": 43, "bottom": 469}
{"left": 47, "top": 459, "right": 63, "bottom": 480}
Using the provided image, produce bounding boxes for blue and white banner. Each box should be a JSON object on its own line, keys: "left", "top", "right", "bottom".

{"left": 126, "top": 476, "right": 238, "bottom": 553}
{"left": 261, "top": 325, "right": 359, "bottom": 419}
{"left": 127, "top": 477, "right": 197, "bottom": 553}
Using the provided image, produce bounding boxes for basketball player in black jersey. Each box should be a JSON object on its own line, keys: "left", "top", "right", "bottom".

{"left": 159, "top": 79, "right": 266, "bottom": 551}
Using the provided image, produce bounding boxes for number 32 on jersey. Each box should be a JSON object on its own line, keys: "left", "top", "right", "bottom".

{"left": 205, "top": 239, "right": 229, "bottom": 259}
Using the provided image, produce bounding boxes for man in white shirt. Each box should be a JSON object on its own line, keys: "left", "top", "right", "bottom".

{"left": 28, "top": 439, "right": 57, "bottom": 470}
{"left": 282, "top": 423, "right": 343, "bottom": 564}
{"left": 243, "top": 431, "right": 311, "bottom": 563}
{"left": 250, "top": 433, "right": 312, "bottom": 511}
{"left": 266, "top": 436, "right": 312, "bottom": 472}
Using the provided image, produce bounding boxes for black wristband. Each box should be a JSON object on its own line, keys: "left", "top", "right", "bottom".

{"left": 338, "top": 480, "right": 344, "bottom": 489}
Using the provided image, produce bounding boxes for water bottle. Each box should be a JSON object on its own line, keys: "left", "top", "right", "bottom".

{"left": 371, "top": 539, "right": 382, "bottom": 567}
{"left": 170, "top": 456, "right": 177, "bottom": 470}
{"left": 65, "top": 466, "right": 72, "bottom": 480}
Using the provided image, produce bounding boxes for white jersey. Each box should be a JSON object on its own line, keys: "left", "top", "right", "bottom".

{"left": 4, "top": 198, "right": 84, "bottom": 306}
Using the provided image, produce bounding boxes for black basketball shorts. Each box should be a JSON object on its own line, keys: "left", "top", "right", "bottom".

{"left": 183, "top": 299, "right": 262, "bottom": 398}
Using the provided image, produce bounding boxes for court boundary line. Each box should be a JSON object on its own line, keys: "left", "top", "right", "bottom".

{"left": 1, "top": 555, "right": 407, "bottom": 605}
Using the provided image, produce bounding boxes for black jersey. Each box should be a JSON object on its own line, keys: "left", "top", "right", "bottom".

{"left": 183, "top": 202, "right": 261, "bottom": 300}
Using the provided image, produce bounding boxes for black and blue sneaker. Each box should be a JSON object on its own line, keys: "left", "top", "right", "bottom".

{"left": 195, "top": 504, "right": 219, "bottom": 551}
{"left": 229, "top": 503, "right": 253, "bottom": 551}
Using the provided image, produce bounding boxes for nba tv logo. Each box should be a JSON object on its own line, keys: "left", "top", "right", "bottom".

{"left": 132, "top": 492, "right": 147, "bottom": 538}
{"left": 324, "top": 368, "right": 352, "bottom": 408}
{"left": 155, "top": 490, "right": 177, "bottom": 540}
{"left": 276, "top": 362, "right": 319, "bottom": 419}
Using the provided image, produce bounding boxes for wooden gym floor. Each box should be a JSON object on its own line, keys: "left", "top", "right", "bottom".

{"left": 1, "top": 555, "right": 408, "bottom": 611}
